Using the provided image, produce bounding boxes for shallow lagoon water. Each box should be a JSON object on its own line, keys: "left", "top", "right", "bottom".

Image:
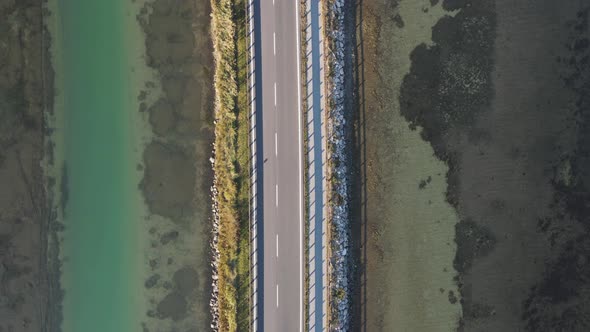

{"left": 52, "top": 0, "right": 144, "bottom": 330}
{"left": 49, "top": 0, "right": 215, "bottom": 330}
{"left": 357, "top": 0, "right": 590, "bottom": 330}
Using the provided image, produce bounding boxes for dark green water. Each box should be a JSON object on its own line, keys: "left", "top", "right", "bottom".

{"left": 57, "top": 0, "right": 140, "bottom": 330}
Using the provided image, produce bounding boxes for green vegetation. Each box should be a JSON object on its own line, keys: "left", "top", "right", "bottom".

{"left": 210, "top": 0, "right": 250, "bottom": 330}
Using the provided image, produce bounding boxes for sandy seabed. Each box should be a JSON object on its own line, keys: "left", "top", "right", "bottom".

{"left": 353, "top": 0, "right": 590, "bottom": 331}
{"left": 0, "top": 0, "right": 215, "bottom": 330}
{"left": 135, "top": 0, "right": 215, "bottom": 331}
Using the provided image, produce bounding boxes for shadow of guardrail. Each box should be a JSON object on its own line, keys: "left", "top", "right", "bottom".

{"left": 304, "top": 0, "right": 328, "bottom": 331}
{"left": 247, "top": 0, "right": 264, "bottom": 331}
{"left": 348, "top": 0, "right": 367, "bottom": 331}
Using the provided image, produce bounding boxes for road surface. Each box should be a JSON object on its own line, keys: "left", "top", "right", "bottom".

{"left": 251, "top": 0, "right": 304, "bottom": 331}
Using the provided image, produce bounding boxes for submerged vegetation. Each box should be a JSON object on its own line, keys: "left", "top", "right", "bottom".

{"left": 210, "top": 0, "right": 250, "bottom": 330}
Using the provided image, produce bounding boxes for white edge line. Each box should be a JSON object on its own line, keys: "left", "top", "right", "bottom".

{"left": 294, "top": 0, "right": 303, "bottom": 330}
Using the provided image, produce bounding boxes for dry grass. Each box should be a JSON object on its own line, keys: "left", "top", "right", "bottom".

{"left": 210, "top": 0, "right": 250, "bottom": 330}
{"left": 211, "top": 0, "right": 238, "bottom": 330}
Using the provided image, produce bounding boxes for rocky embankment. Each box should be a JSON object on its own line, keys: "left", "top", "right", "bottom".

{"left": 208, "top": 0, "right": 241, "bottom": 330}
{"left": 326, "top": 0, "right": 352, "bottom": 329}
{"left": 209, "top": 180, "right": 220, "bottom": 331}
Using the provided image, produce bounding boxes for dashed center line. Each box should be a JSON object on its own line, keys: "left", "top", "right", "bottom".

{"left": 275, "top": 132, "right": 278, "bottom": 156}
{"left": 276, "top": 234, "right": 279, "bottom": 257}
{"left": 273, "top": 32, "right": 276, "bottom": 55}
{"left": 274, "top": 82, "right": 277, "bottom": 106}
{"left": 275, "top": 184, "right": 279, "bottom": 207}
{"left": 276, "top": 284, "right": 279, "bottom": 308}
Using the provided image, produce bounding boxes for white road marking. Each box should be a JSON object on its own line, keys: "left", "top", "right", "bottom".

{"left": 275, "top": 184, "right": 279, "bottom": 207}
{"left": 294, "top": 0, "right": 303, "bottom": 329}
{"left": 276, "top": 234, "right": 279, "bottom": 257}
{"left": 275, "top": 132, "right": 278, "bottom": 156}
{"left": 273, "top": 32, "right": 276, "bottom": 55}
{"left": 276, "top": 284, "right": 279, "bottom": 308}
{"left": 274, "top": 82, "right": 277, "bottom": 106}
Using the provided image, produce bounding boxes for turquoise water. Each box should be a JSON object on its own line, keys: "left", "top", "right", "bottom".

{"left": 57, "top": 0, "right": 140, "bottom": 330}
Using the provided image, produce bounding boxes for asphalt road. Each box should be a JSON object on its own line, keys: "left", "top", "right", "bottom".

{"left": 252, "top": 0, "right": 304, "bottom": 331}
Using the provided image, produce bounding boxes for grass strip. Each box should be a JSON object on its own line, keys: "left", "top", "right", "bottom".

{"left": 233, "top": 0, "right": 251, "bottom": 329}
{"left": 210, "top": 0, "right": 250, "bottom": 330}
